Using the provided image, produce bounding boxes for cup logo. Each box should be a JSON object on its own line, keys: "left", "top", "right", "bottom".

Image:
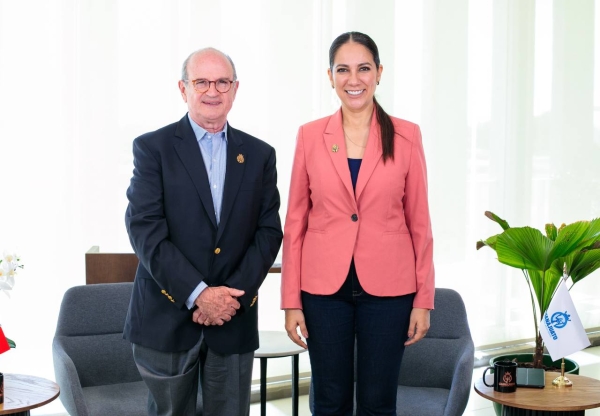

{"left": 500, "top": 371, "right": 514, "bottom": 387}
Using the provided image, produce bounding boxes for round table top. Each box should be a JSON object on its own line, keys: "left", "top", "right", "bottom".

{"left": 255, "top": 331, "right": 307, "bottom": 358}
{"left": 474, "top": 371, "right": 600, "bottom": 412}
{"left": 0, "top": 373, "right": 60, "bottom": 415}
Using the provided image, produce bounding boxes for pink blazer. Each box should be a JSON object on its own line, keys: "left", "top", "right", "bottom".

{"left": 281, "top": 109, "right": 435, "bottom": 310}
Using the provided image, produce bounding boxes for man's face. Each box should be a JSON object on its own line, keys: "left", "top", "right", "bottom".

{"left": 178, "top": 51, "right": 238, "bottom": 131}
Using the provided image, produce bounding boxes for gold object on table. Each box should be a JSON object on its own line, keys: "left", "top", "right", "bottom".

{"left": 552, "top": 358, "right": 573, "bottom": 387}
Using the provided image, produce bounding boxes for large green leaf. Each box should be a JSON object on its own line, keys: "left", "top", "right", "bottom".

{"left": 549, "top": 253, "right": 574, "bottom": 278}
{"left": 547, "top": 243, "right": 600, "bottom": 283}
{"left": 525, "top": 268, "right": 562, "bottom": 316}
{"left": 569, "top": 248, "right": 600, "bottom": 285}
{"left": 583, "top": 218, "right": 600, "bottom": 240}
{"left": 549, "top": 221, "right": 594, "bottom": 260}
{"left": 526, "top": 269, "right": 544, "bottom": 312}
{"left": 496, "top": 227, "right": 554, "bottom": 271}
{"left": 540, "top": 268, "right": 562, "bottom": 314}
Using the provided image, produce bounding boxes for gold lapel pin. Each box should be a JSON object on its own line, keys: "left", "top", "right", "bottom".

{"left": 332, "top": 144, "right": 339, "bottom": 153}
{"left": 237, "top": 154, "right": 245, "bottom": 163}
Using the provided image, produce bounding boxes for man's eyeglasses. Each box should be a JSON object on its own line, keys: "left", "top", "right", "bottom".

{"left": 186, "top": 78, "right": 236, "bottom": 93}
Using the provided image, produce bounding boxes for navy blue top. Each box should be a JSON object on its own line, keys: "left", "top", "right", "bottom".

{"left": 348, "top": 158, "right": 362, "bottom": 192}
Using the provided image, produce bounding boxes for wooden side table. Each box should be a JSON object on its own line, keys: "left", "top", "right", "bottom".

{"left": 474, "top": 371, "right": 600, "bottom": 415}
{"left": 255, "top": 331, "right": 307, "bottom": 416}
{"left": 0, "top": 374, "right": 60, "bottom": 416}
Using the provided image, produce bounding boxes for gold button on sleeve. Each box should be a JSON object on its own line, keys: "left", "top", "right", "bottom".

{"left": 214, "top": 248, "right": 221, "bottom": 254}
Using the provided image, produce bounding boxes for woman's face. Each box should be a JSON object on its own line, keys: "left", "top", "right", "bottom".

{"left": 328, "top": 41, "right": 383, "bottom": 113}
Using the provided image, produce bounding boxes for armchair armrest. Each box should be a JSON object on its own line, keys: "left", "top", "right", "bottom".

{"left": 52, "top": 336, "right": 89, "bottom": 416}
{"left": 443, "top": 336, "right": 474, "bottom": 416}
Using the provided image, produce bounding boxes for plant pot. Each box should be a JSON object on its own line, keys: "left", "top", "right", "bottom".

{"left": 488, "top": 353, "right": 579, "bottom": 416}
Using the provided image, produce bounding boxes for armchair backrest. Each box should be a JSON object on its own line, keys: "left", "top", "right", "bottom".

{"left": 54, "top": 282, "right": 141, "bottom": 387}
{"left": 398, "top": 288, "right": 474, "bottom": 389}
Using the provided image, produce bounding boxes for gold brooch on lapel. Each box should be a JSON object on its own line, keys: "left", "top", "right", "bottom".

{"left": 332, "top": 144, "right": 339, "bottom": 153}
{"left": 237, "top": 154, "right": 245, "bottom": 163}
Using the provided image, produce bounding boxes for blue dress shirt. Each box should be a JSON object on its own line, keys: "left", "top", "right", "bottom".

{"left": 185, "top": 115, "right": 229, "bottom": 309}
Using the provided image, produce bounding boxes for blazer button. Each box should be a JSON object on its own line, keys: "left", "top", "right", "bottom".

{"left": 214, "top": 248, "right": 221, "bottom": 254}
{"left": 351, "top": 214, "right": 358, "bottom": 222}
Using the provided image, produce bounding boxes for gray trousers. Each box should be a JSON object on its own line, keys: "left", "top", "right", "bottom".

{"left": 132, "top": 335, "right": 254, "bottom": 416}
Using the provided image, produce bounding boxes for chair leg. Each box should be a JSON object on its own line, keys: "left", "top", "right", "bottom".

{"left": 292, "top": 354, "right": 299, "bottom": 416}
{"left": 260, "top": 357, "right": 267, "bottom": 416}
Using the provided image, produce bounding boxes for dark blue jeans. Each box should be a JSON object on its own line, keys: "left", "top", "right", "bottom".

{"left": 302, "top": 261, "right": 415, "bottom": 416}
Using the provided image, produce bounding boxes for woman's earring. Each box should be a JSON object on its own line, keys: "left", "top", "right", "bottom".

{"left": 377, "top": 81, "right": 380, "bottom": 85}
{"left": 331, "top": 85, "right": 334, "bottom": 89}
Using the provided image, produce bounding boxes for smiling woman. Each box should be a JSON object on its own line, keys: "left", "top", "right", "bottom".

{"left": 282, "top": 31, "right": 435, "bottom": 415}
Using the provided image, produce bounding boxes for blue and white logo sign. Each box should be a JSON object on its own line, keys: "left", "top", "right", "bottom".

{"left": 539, "top": 281, "right": 590, "bottom": 361}
{"left": 551, "top": 311, "right": 571, "bottom": 329}
{"left": 543, "top": 311, "right": 571, "bottom": 340}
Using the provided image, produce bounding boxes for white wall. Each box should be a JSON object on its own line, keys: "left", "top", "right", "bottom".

{"left": 1, "top": 2, "right": 600, "bottom": 414}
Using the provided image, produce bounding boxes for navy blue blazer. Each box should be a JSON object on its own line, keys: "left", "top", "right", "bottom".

{"left": 124, "top": 114, "right": 282, "bottom": 354}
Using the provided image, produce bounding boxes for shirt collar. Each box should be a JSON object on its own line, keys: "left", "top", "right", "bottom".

{"left": 187, "top": 114, "right": 228, "bottom": 142}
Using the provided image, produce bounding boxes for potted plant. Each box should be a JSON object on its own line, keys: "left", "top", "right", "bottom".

{"left": 477, "top": 211, "right": 600, "bottom": 370}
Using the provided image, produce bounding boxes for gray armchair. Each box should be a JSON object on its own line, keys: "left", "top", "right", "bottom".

{"left": 52, "top": 282, "right": 148, "bottom": 416}
{"left": 310, "top": 288, "right": 474, "bottom": 416}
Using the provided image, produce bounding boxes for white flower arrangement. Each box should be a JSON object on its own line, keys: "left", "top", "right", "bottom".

{"left": 0, "top": 250, "right": 24, "bottom": 298}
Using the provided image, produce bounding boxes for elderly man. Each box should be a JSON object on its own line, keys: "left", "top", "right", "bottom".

{"left": 124, "top": 48, "right": 282, "bottom": 416}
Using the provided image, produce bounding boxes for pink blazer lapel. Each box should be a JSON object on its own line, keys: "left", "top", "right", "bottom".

{"left": 355, "top": 110, "right": 382, "bottom": 201}
{"left": 324, "top": 110, "right": 355, "bottom": 202}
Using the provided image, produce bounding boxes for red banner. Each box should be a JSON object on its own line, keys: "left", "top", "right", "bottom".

{"left": 0, "top": 327, "right": 11, "bottom": 354}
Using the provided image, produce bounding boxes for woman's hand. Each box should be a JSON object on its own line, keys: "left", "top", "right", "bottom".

{"left": 284, "top": 309, "right": 309, "bottom": 349}
{"left": 404, "top": 308, "right": 430, "bottom": 346}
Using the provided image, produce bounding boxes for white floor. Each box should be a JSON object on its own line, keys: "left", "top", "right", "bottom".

{"left": 249, "top": 346, "right": 600, "bottom": 416}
